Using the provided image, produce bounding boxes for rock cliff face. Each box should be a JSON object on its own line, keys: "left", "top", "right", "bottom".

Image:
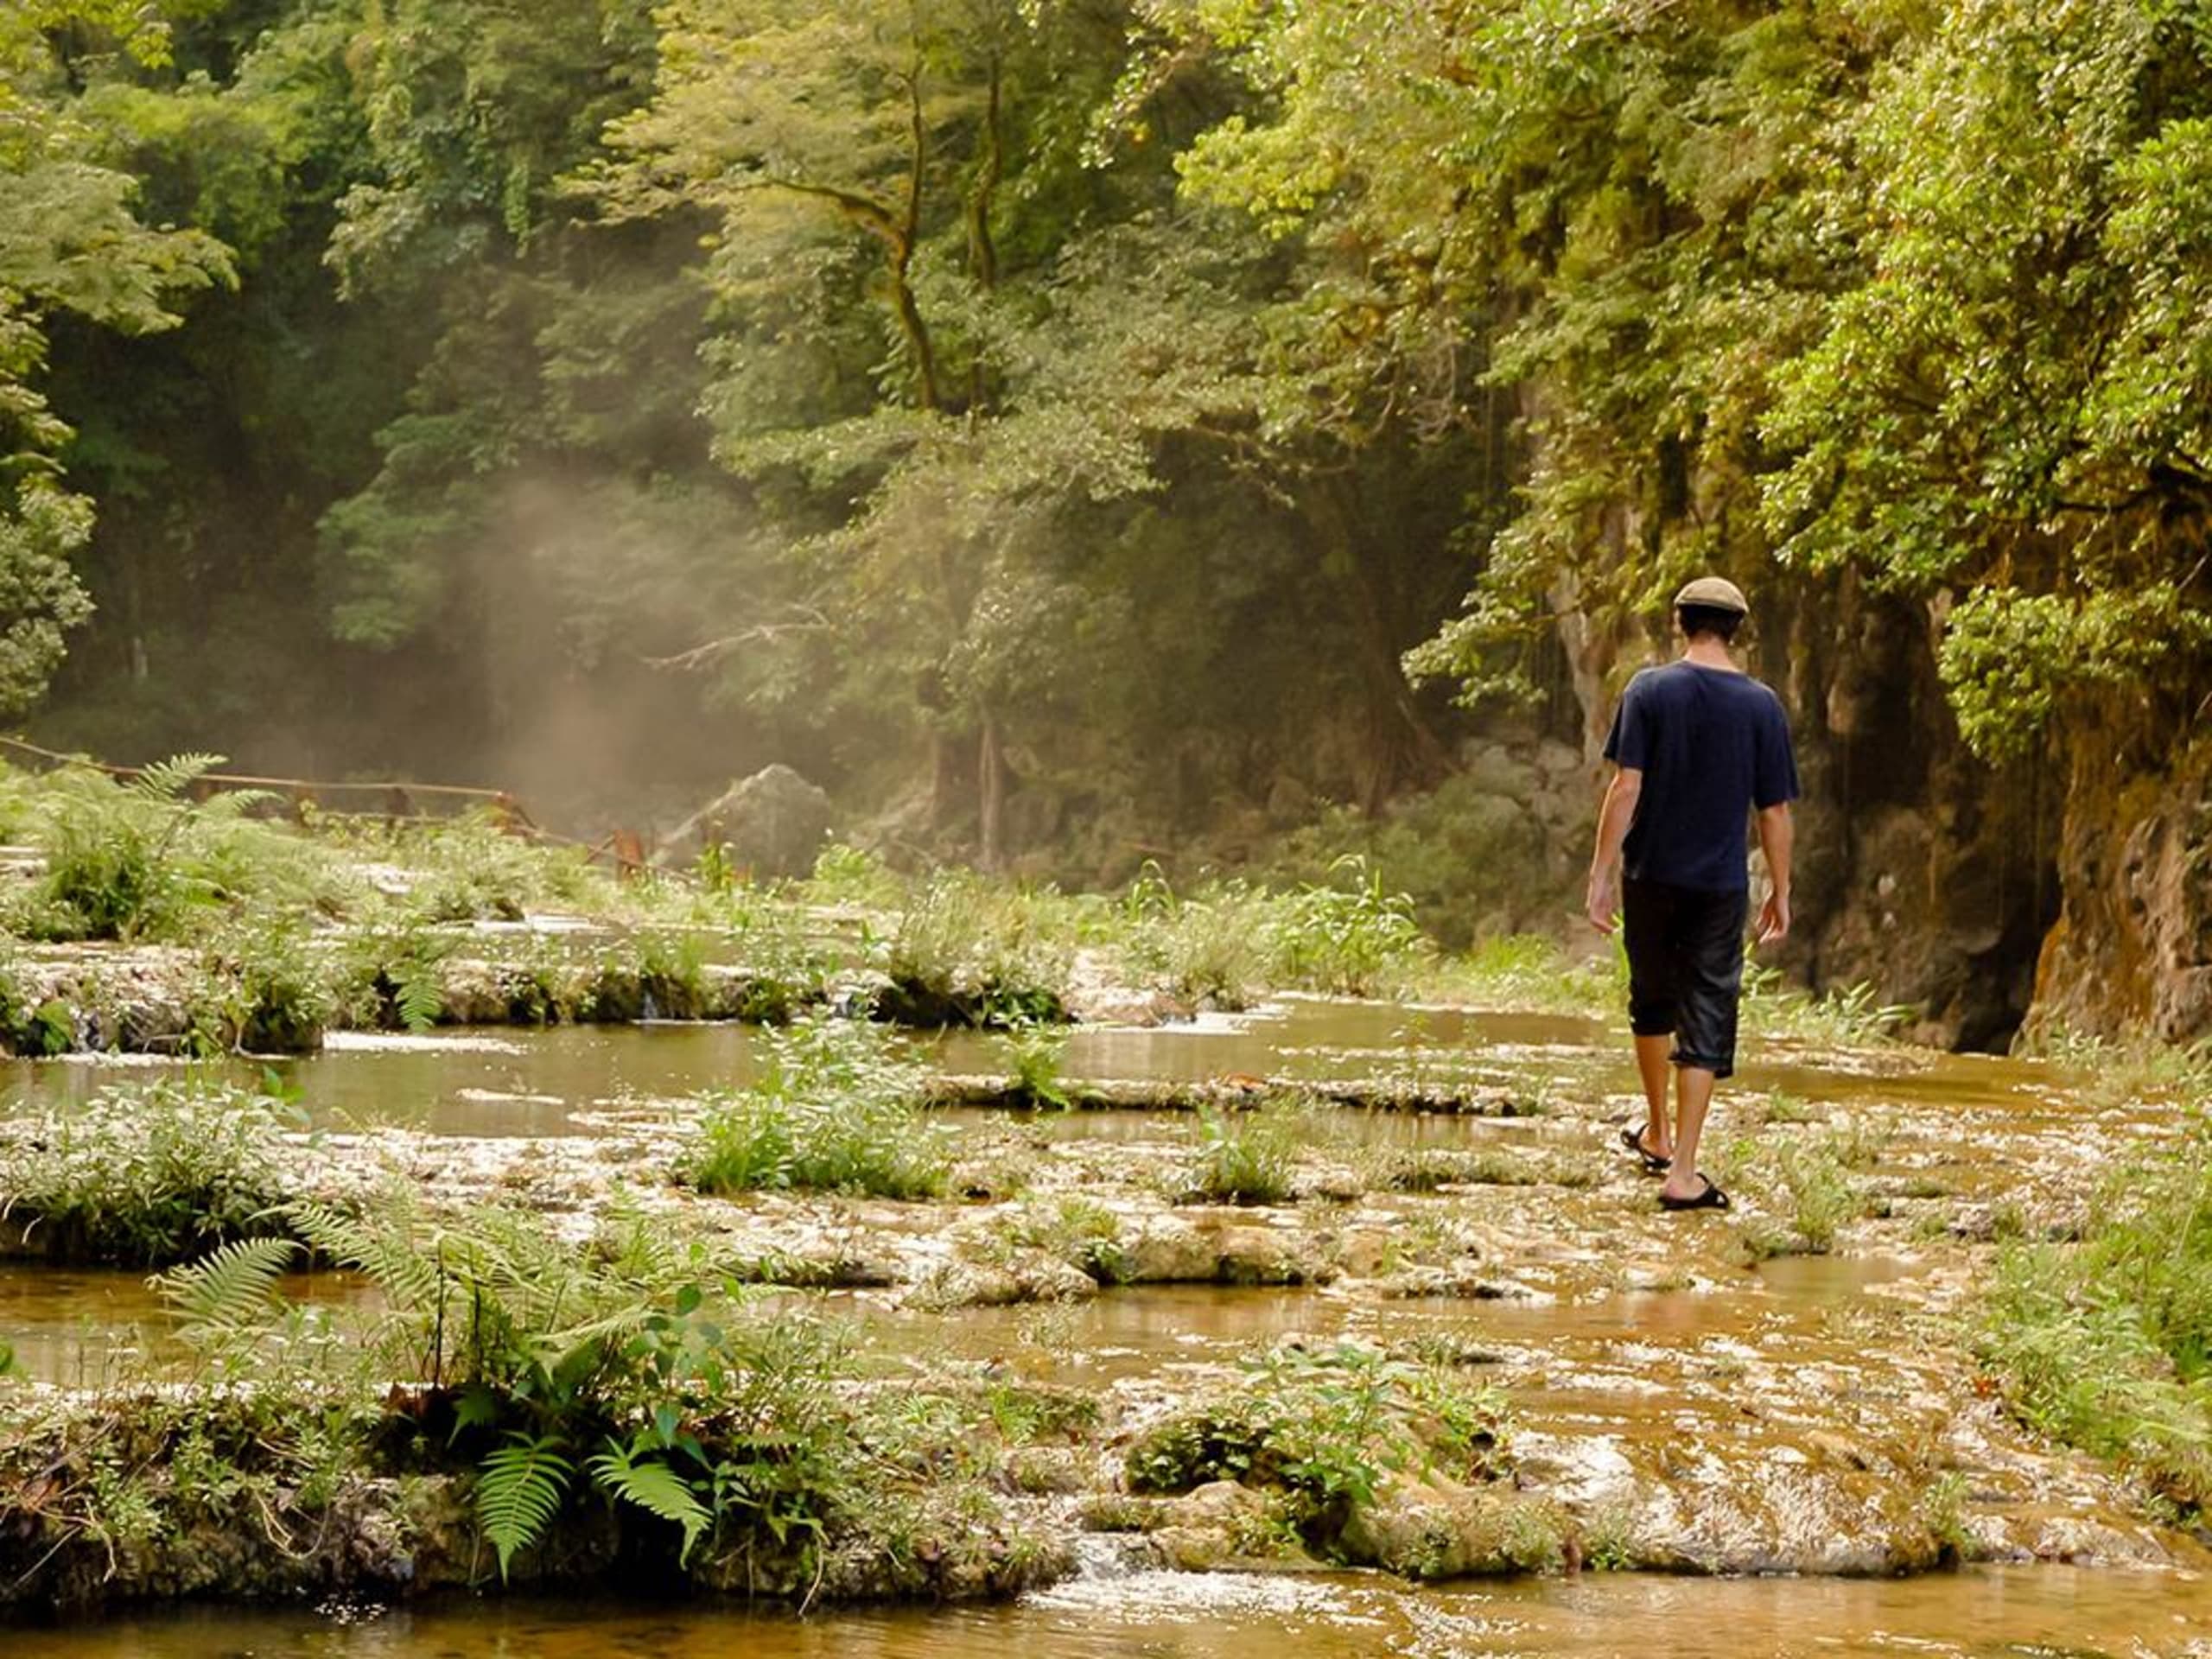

{"left": 2026, "top": 735, "right": 2212, "bottom": 1044}
{"left": 1765, "top": 581, "right": 2059, "bottom": 1052}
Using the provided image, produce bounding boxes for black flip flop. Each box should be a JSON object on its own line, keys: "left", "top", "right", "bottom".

{"left": 1658, "top": 1174, "right": 1730, "bottom": 1211}
{"left": 1618, "top": 1123, "right": 1670, "bottom": 1175}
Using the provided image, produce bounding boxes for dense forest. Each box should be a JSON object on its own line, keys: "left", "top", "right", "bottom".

{"left": 7, "top": 0, "right": 2212, "bottom": 1046}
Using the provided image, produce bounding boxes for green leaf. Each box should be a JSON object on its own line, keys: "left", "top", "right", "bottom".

{"left": 476, "top": 1433, "right": 575, "bottom": 1581}
{"left": 588, "top": 1438, "right": 712, "bottom": 1567}
{"left": 154, "top": 1235, "right": 297, "bottom": 1338}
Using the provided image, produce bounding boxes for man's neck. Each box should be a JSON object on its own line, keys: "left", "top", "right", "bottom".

{"left": 1680, "top": 637, "right": 1739, "bottom": 671}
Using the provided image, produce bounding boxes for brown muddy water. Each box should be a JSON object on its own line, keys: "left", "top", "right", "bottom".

{"left": 12, "top": 1564, "right": 2210, "bottom": 1656}
{"left": 5, "top": 997, "right": 2209, "bottom": 1653}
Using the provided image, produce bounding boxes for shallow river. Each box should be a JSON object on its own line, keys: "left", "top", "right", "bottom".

{"left": 15, "top": 1563, "right": 2209, "bottom": 1657}
{"left": 5, "top": 998, "right": 2206, "bottom": 1656}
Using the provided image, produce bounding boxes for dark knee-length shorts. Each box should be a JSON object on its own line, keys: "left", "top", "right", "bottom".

{"left": 1622, "top": 878, "right": 1750, "bottom": 1079}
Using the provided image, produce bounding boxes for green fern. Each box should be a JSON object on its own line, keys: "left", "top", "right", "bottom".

{"left": 125, "top": 753, "right": 226, "bottom": 804}
{"left": 155, "top": 1236, "right": 298, "bottom": 1337}
{"left": 286, "top": 1196, "right": 442, "bottom": 1312}
{"left": 394, "top": 959, "right": 445, "bottom": 1033}
{"left": 477, "top": 1433, "right": 575, "bottom": 1580}
{"left": 588, "top": 1438, "right": 712, "bottom": 1565}
{"left": 189, "top": 785, "right": 279, "bottom": 822}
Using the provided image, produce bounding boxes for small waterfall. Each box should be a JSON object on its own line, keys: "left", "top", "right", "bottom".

{"left": 1066, "top": 1533, "right": 1152, "bottom": 1582}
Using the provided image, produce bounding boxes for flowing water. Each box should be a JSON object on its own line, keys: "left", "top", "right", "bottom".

{"left": 10, "top": 1565, "right": 2208, "bottom": 1656}
{"left": 5, "top": 998, "right": 2209, "bottom": 1656}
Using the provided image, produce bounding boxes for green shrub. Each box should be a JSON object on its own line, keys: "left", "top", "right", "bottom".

{"left": 1256, "top": 773, "right": 1561, "bottom": 949}
{"left": 388, "top": 811, "right": 612, "bottom": 924}
{"left": 1003, "top": 1026, "right": 1072, "bottom": 1109}
{"left": 882, "top": 872, "right": 1073, "bottom": 1027}
{"left": 17, "top": 756, "right": 352, "bottom": 944}
{"left": 192, "top": 917, "right": 332, "bottom": 1053}
{"left": 1007, "top": 1195, "right": 1129, "bottom": 1283}
{"left": 804, "top": 842, "right": 906, "bottom": 906}
{"left": 679, "top": 1017, "right": 951, "bottom": 1198}
{"left": 0, "top": 1078, "right": 303, "bottom": 1264}
{"left": 1440, "top": 933, "right": 1624, "bottom": 1017}
{"left": 1740, "top": 966, "right": 1915, "bottom": 1045}
{"left": 1112, "top": 859, "right": 1430, "bottom": 1004}
{"left": 328, "top": 920, "right": 454, "bottom": 1032}
{"left": 1264, "top": 857, "right": 1431, "bottom": 996}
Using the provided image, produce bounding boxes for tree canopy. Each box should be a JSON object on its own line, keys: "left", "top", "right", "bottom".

{"left": 13, "top": 0, "right": 2212, "bottom": 868}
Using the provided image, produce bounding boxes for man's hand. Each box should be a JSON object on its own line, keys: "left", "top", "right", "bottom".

{"left": 1756, "top": 891, "right": 1790, "bottom": 945}
{"left": 1586, "top": 868, "right": 1620, "bottom": 934}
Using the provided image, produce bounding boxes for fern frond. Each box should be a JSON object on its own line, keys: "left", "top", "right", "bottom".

{"left": 155, "top": 1236, "right": 297, "bottom": 1335}
{"left": 477, "top": 1433, "right": 574, "bottom": 1581}
{"left": 286, "top": 1196, "right": 442, "bottom": 1311}
{"left": 588, "top": 1439, "right": 712, "bottom": 1566}
{"left": 395, "top": 963, "right": 445, "bottom": 1033}
{"left": 192, "top": 786, "right": 279, "bottom": 821}
{"left": 127, "top": 753, "right": 226, "bottom": 804}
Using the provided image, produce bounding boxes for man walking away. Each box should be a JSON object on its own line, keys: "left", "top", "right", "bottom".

{"left": 1585, "top": 576, "right": 1799, "bottom": 1211}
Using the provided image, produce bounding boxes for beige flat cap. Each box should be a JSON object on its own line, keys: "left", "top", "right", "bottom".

{"left": 1674, "top": 575, "right": 1749, "bottom": 614}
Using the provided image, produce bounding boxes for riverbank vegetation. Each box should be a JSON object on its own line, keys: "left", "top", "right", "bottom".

{"left": 0, "top": 753, "right": 1904, "bottom": 1060}
{"left": 1977, "top": 1110, "right": 2212, "bottom": 1523}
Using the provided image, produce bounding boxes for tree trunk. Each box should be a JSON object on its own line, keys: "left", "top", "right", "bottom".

{"left": 977, "top": 714, "right": 1007, "bottom": 871}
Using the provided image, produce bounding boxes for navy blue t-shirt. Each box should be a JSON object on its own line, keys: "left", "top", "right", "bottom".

{"left": 1602, "top": 662, "right": 1800, "bottom": 893}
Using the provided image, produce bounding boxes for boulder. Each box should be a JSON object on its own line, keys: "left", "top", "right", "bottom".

{"left": 662, "top": 766, "right": 835, "bottom": 880}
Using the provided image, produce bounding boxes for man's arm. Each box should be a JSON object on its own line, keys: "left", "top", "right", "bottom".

{"left": 1755, "top": 801, "right": 1793, "bottom": 944}
{"left": 1586, "top": 766, "right": 1643, "bottom": 933}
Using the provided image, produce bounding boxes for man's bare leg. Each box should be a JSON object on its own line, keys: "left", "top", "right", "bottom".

{"left": 1661, "top": 1064, "right": 1718, "bottom": 1202}
{"left": 1632, "top": 1033, "right": 1675, "bottom": 1160}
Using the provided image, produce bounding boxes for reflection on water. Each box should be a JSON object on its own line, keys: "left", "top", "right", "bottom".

{"left": 15, "top": 1564, "right": 2207, "bottom": 1658}
{"left": 0, "top": 995, "right": 2093, "bottom": 1144}
{"left": 0, "top": 1261, "right": 381, "bottom": 1383}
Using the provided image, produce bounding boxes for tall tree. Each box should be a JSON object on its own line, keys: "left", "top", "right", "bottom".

{"left": 0, "top": 3, "right": 233, "bottom": 715}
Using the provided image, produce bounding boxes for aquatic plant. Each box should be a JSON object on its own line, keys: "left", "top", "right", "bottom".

{"left": 1381, "top": 1147, "right": 1593, "bottom": 1192}
{"left": 804, "top": 841, "right": 906, "bottom": 907}
{"left": 1006, "top": 1194, "right": 1129, "bottom": 1283}
{"left": 1110, "top": 865, "right": 1272, "bottom": 1007}
{"left": 680, "top": 1016, "right": 951, "bottom": 1198}
{"left": 1740, "top": 966, "right": 1915, "bottom": 1046}
{"left": 2014, "top": 1026, "right": 2212, "bottom": 1109}
{"left": 880, "top": 870, "right": 1073, "bottom": 1027}
{"left": 1262, "top": 857, "right": 1429, "bottom": 997}
{"left": 1123, "top": 1340, "right": 1509, "bottom": 1559}
{"left": 1183, "top": 1100, "right": 1305, "bottom": 1205}
{"left": 1726, "top": 1125, "right": 1885, "bottom": 1258}
{"left": 1003, "top": 1024, "right": 1072, "bottom": 1109}
{"left": 388, "top": 810, "right": 613, "bottom": 925}
{"left": 0, "top": 1077, "right": 304, "bottom": 1265}
{"left": 191, "top": 914, "right": 331, "bottom": 1053}
{"left": 328, "top": 918, "right": 454, "bottom": 1032}
{"left": 124, "top": 1191, "right": 1076, "bottom": 1598}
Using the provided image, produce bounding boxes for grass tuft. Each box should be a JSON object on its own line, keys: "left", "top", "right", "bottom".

{"left": 679, "top": 1017, "right": 951, "bottom": 1198}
